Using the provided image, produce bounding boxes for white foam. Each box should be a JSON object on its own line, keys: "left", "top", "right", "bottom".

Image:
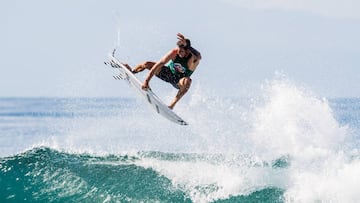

{"left": 245, "top": 78, "right": 359, "bottom": 203}
{"left": 136, "top": 155, "right": 288, "bottom": 203}
{"left": 249, "top": 78, "right": 348, "bottom": 160}
{"left": 132, "top": 78, "right": 359, "bottom": 202}
{"left": 3, "top": 77, "right": 359, "bottom": 202}
{"left": 285, "top": 153, "right": 360, "bottom": 203}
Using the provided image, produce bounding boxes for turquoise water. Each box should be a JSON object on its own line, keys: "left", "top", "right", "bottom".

{"left": 1, "top": 147, "right": 284, "bottom": 202}
{"left": 1, "top": 81, "right": 360, "bottom": 202}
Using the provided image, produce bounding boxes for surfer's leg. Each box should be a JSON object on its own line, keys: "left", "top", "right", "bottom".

{"left": 132, "top": 61, "right": 155, "bottom": 73}
{"left": 121, "top": 63, "right": 134, "bottom": 73}
{"left": 168, "top": 77, "right": 192, "bottom": 109}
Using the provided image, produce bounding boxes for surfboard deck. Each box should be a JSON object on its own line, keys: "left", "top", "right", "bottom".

{"left": 105, "top": 49, "right": 188, "bottom": 125}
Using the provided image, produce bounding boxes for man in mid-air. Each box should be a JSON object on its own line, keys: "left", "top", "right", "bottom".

{"left": 124, "top": 33, "right": 201, "bottom": 109}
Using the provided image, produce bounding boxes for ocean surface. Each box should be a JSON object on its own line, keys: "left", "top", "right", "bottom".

{"left": 1, "top": 80, "right": 360, "bottom": 202}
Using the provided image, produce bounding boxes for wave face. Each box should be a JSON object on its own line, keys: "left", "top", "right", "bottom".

{"left": 1, "top": 79, "right": 360, "bottom": 202}
{"left": 0, "top": 147, "right": 284, "bottom": 203}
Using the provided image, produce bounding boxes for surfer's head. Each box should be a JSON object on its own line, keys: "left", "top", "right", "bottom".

{"left": 177, "top": 39, "right": 191, "bottom": 49}
{"left": 177, "top": 38, "right": 191, "bottom": 57}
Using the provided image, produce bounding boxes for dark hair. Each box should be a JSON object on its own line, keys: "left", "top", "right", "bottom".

{"left": 185, "top": 39, "right": 191, "bottom": 49}
{"left": 178, "top": 38, "right": 191, "bottom": 50}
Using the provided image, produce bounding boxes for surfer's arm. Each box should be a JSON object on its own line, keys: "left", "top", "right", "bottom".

{"left": 189, "top": 47, "right": 201, "bottom": 61}
{"left": 187, "top": 46, "right": 201, "bottom": 73}
{"left": 187, "top": 47, "right": 201, "bottom": 71}
{"left": 143, "top": 61, "right": 165, "bottom": 88}
{"left": 142, "top": 49, "right": 177, "bottom": 90}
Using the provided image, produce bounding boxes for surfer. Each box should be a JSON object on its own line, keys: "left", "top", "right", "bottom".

{"left": 123, "top": 33, "right": 201, "bottom": 109}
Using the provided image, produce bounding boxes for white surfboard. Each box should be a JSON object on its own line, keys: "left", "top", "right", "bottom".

{"left": 105, "top": 50, "right": 188, "bottom": 125}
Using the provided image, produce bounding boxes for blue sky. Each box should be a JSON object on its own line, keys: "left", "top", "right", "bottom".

{"left": 1, "top": 0, "right": 359, "bottom": 98}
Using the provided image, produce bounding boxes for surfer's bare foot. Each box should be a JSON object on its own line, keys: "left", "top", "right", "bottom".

{"left": 121, "top": 63, "right": 135, "bottom": 73}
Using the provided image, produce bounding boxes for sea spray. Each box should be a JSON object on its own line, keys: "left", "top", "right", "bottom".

{"left": 249, "top": 78, "right": 347, "bottom": 161}
{"left": 244, "top": 78, "right": 359, "bottom": 202}
{"left": 1, "top": 78, "right": 359, "bottom": 202}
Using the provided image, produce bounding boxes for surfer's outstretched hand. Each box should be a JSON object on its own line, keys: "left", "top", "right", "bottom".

{"left": 142, "top": 81, "right": 149, "bottom": 90}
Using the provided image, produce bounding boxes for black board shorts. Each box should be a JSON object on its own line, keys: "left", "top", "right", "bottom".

{"left": 156, "top": 66, "right": 181, "bottom": 89}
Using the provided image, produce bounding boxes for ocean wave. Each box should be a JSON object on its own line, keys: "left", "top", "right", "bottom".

{"left": 0, "top": 147, "right": 285, "bottom": 203}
